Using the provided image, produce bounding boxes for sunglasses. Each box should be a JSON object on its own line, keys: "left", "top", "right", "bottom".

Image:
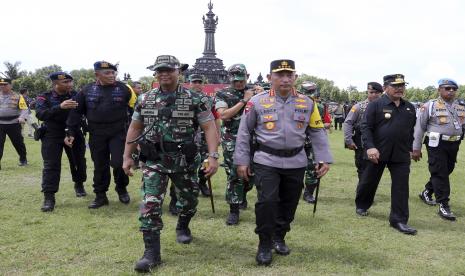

{"left": 442, "top": 86, "right": 457, "bottom": 92}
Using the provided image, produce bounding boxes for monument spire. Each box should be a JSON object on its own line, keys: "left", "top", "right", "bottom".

{"left": 202, "top": 0, "right": 218, "bottom": 57}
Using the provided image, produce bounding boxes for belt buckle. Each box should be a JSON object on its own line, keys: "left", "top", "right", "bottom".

{"left": 450, "top": 136, "right": 458, "bottom": 141}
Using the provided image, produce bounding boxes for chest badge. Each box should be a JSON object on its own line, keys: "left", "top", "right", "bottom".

{"left": 384, "top": 113, "right": 391, "bottom": 119}
{"left": 265, "top": 122, "right": 275, "bottom": 130}
{"left": 297, "top": 122, "right": 304, "bottom": 129}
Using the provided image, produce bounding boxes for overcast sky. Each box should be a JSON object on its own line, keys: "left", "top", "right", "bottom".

{"left": 2, "top": 0, "right": 464, "bottom": 90}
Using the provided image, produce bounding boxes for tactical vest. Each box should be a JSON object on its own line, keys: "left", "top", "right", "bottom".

{"left": 216, "top": 87, "right": 244, "bottom": 136}
{"left": 0, "top": 92, "right": 22, "bottom": 120}
{"left": 139, "top": 86, "right": 198, "bottom": 144}
{"left": 84, "top": 82, "right": 129, "bottom": 125}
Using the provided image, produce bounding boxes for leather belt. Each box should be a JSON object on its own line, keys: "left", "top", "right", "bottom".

{"left": 257, "top": 143, "right": 304, "bottom": 157}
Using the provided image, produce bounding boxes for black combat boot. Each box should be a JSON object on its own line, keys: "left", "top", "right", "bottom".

{"left": 168, "top": 197, "right": 179, "bottom": 216}
{"left": 41, "top": 193, "right": 55, "bottom": 212}
{"left": 74, "top": 182, "right": 87, "bottom": 197}
{"left": 273, "top": 232, "right": 290, "bottom": 255}
{"left": 303, "top": 185, "right": 316, "bottom": 203}
{"left": 176, "top": 216, "right": 193, "bottom": 244}
{"left": 88, "top": 193, "right": 109, "bottom": 209}
{"left": 256, "top": 234, "right": 272, "bottom": 266}
{"left": 226, "top": 204, "right": 240, "bottom": 225}
{"left": 134, "top": 231, "right": 161, "bottom": 272}
{"left": 117, "top": 188, "right": 130, "bottom": 204}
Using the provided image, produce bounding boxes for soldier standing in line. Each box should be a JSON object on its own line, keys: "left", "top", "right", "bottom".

{"left": 122, "top": 55, "right": 219, "bottom": 272}
{"left": 35, "top": 72, "right": 87, "bottom": 212}
{"left": 0, "top": 78, "right": 28, "bottom": 170}
{"left": 343, "top": 82, "right": 383, "bottom": 183}
{"left": 234, "top": 59, "right": 332, "bottom": 265}
{"left": 412, "top": 78, "right": 464, "bottom": 221}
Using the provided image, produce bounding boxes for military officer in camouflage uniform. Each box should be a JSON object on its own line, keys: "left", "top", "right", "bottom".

{"left": 215, "top": 64, "right": 260, "bottom": 225}
{"left": 300, "top": 81, "right": 321, "bottom": 203}
{"left": 234, "top": 59, "right": 332, "bottom": 265}
{"left": 343, "top": 82, "right": 383, "bottom": 183}
{"left": 412, "top": 78, "right": 464, "bottom": 221}
{"left": 123, "top": 55, "right": 219, "bottom": 272}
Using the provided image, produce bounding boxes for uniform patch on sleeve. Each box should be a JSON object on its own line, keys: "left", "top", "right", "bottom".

{"left": 350, "top": 106, "right": 357, "bottom": 113}
{"left": 244, "top": 101, "right": 254, "bottom": 114}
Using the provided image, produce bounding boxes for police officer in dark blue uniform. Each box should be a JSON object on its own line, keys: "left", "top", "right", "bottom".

{"left": 66, "top": 61, "right": 136, "bottom": 209}
{"left": 35, "top": 72, "right": 87, "bottom": 212}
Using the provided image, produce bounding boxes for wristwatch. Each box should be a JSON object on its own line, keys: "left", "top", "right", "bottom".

{"left": 208, "top": 152, "right": 220, "bottom": 159}
{"left": 239, "top": 99, "right": 247, "bottom": 104}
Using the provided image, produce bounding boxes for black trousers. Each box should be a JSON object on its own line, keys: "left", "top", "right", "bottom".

{"left": 88, "top": 131, "right": 128, "bottom": 194}
{"left": 254, "top": 163, "right": 306, "bottom": 238}
{"left": 425, "top": 140, "right": 460, "bottom": 205}
{"left": 0, "top": 123, "right": 27, "bottom": 162}
{"left": 334, "top": 117, "right": 343, "bottom": 130}
{"left": 41, "top": 134, "right": 87, "bottom": 193}
{"left": 355, "top": 160, "right": 410, "bottom": 224}
{"left": 354, "top": 147, "right": 368, "bottom": 181}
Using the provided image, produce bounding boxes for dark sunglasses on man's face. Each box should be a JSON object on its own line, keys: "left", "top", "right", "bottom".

{"left": 442, "top": 86, "right": 457, "bottom": 92}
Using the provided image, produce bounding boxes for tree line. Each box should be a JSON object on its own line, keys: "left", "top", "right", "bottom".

{"left": 2, "top": 61, "right": 464, "bottom": 103}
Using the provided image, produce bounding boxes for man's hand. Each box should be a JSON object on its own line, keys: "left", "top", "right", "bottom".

{"left": 123, "top": 156, "right": 135, "bottom": 176}
{"left": 18, "top": 117, "right": 26, "bottom": 124}
{"left": 347, "top": 143, "right": 358, "bottom": 150}
{"left": 366, "top": 148, "right": 380, "bottom": 164}
{"left": 60, "top": 99, "right": 78, "bottom": 109}
{"left": 203, "top": 157, "right": 219, "bottom": 177}
{"left": 411, "top": 150, "right": 422, "bottom": 162}
{"left": 243, "top": 89, "right": 255, "bottom": 102}
{"left": 64, "top": 136, "right": 75, "bottom": 147}
{"left": 315, "top": 163, "right": 330, "bottom": 178}
{"left": 237, "top": 165, "right": 253, "bottom": 181}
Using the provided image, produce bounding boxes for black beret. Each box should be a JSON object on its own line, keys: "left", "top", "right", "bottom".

{"left": 367, "top": 82, "right": 383, "bottom": 92}
{"left": 0, "top": 78, "right": 12, "bottom": 84}
{"left": 49, "top": 72, "right": 73, "bottom": 81}
{"left": 94, "top": 61, "right": 118, "bottom": 71}
{"left": 270, "top": 59, "right": 295, "bottom": 73}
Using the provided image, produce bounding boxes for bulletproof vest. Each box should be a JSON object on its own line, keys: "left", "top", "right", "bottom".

{"left": 0, "top": 92, "right": 21, "bottom": 120}
{"left": 83, "top": 82, "right": 129, "bottom": 124}
{"left": 139, "top": 86, "right": 198, "bottom": 143}
{"left": 427, "top": 99, "right": 465, "bottom": 135}
{"left": 216, "top": 87, "right": 244, "bottom": 135}
{"left": 39, "top": 91, "right": 76, "bottom": 130}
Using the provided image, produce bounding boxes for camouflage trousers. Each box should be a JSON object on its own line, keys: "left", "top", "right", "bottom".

{"left": 139, "top": 161, "right": 199, "bottom": 234}
{"left": 195, "top": 145, "right": 209, "bottom": 186}
{"left": 222, "top": 147, "right": 254, "bottom": 205}
{"left": 304, "top": 147, "right": 318, "bottom": 188}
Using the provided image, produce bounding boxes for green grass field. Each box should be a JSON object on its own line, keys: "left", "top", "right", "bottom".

{"left": 1, "top": 130, "right": 465, "bottom": 275}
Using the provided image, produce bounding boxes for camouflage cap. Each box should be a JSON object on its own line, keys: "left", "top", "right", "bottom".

{"left": 227, "top": 64, "right": 248, "bottom": 81}
{"left": 147, "top": 55, "right": 189, "bottom": 72}
{"left": 301, "top": 81, "right": 319, "bottom": 97}
{"left": 189, "top": 74, "right": 204, "bottom": 82}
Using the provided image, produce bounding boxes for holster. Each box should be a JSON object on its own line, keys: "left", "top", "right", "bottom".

{"left": 138, "top": 138, "right": 160, "bottom": 162}
{"left": 180, "top": 142, "right": 197, "bottom": 163}
{"left": 33, "top": 124, "right": 47, "bottom": 141}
